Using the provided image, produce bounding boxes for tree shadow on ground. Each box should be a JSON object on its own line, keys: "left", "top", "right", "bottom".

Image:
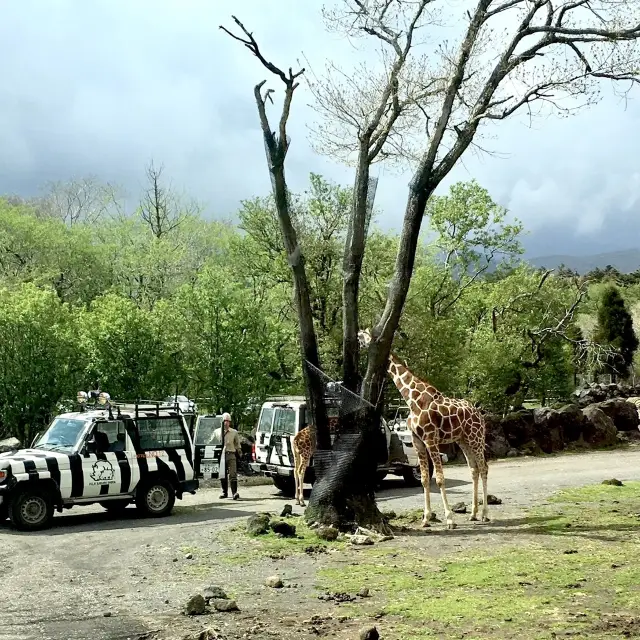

{"left": 0, "top": 502, "right": 255, "bottom": 536}
{"left": 391, "top": 512, "right": 640, "bottom": 544}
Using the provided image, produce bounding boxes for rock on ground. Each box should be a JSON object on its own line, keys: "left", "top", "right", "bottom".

{"left": 316, "top": 526, "right": 339, "bottom": 541}
{"left": 582, "top": 406, "right": 618, "bottom": 447}
{"left": 247, "top": 513, "right": 271, "bottom": 536}
{"left": 211, "top": 599, "right": 239, "bottom": 612}
{"left": 265, "top": 576, "right": 284, "bottom": 588}
{"left": 596, "top": 399, "right": 640, "bottom": 431}
{"left": 185, "top": 594, "right": 206, "bottom": 616}
{"left": 270, "top": 520, "right": 296, "bottom": 537}
{"left": 203, "top": 586, "right": 228, "bottom": 602}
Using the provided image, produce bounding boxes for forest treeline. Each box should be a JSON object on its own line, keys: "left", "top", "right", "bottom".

{"left": 0, "top": 168, "right": 637, "bottom": 442}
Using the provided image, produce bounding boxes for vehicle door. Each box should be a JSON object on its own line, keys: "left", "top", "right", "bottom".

{"left": 266, "top": 406, "right": 297, "bottom": 469}
{"left": 254, "top": 407, "right": 275, "bottom": 465}
{"left": 193, "top": 415, "right": 223, "bottom": 479}
{"left": 81, "top": 420, "right": 134, "bottom": 498}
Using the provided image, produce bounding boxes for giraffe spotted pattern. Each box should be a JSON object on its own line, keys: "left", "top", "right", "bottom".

{"left": 359, "top": 328, "right": 489, "bottom": 529}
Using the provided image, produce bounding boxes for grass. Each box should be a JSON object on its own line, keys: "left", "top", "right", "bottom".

{"left": 177, "top": 515, "right": 348, "bottom": 577}
{"left": 315, "top": 481, "right": 640, "bottom": 639}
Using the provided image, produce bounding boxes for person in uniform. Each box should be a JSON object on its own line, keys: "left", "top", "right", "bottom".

{"left": 219, "top": 412, "right": 242, "bottom": 500}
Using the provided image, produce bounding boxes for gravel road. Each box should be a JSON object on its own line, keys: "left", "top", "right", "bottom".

{"left": 1, "top": 447, "right": 638, "bottom": 640}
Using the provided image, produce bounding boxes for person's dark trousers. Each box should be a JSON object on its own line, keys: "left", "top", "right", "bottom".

{"left": 220, "top": 452, "right": 238, "bottom": 497}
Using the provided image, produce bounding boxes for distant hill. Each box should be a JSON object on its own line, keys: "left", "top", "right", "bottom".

{"left": 527, "top": 249, "right": 640, "bottom": 274}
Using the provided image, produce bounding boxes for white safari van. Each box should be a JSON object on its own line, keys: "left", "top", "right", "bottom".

{"left": 249, "top": 395, "right": 435, "bottom": 495}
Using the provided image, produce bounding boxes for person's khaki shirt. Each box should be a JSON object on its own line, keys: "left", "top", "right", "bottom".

{"left": 223, "top": 427, "right": 242, "bottom": 454}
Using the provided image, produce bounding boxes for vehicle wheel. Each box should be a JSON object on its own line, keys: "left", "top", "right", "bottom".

{"left": 9, "top": 487, "right": 54, "bottom": 531}
{"left": 403, "top": 466, "right": 423, "bottom": 487}
{"left": 136, "top": 478, "right": 175, "bottom": 518}
{"left": 100, "top": 500, "right": 131, "bottom": 513}
{"left": 272, "top": 476, "right": 295, "bottom": 496}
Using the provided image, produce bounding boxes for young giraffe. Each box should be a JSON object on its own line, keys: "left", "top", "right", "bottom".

{"left": 292, "top": 424, "right": 315, "bottom": 506}
{"left": 358, "top": 328, "right": 489, "bottom": 529}
{"left": 292, "top": 416, "right": 340, "bottom": 506}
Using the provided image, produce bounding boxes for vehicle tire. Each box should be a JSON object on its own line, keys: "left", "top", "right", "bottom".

{"left": 403, "top": 466, "right": 423, "bottom": 487}
{"left": 272, "top": 476, "right": 296, "bottom": 497}
{"left": 8, "top": 486, "right": 54, "bottom": 531}
{"left": 100, "top": 500, "right": 131, "bottom": 513}
{"left": 136, "top": 477, "right": 175, "bottom": 518}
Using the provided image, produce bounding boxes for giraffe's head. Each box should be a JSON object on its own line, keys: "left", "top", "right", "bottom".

{"left": 357, "top": 328, "right": 372, "bottom": 349}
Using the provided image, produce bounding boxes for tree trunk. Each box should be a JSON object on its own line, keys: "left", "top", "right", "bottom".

{"left": 269, "top": 164, "right": 330, "bottom": 450}
{"left": 304, "top": 405, "right": 389, "bottom": 531}
{"left": 342, "top": 143, "right": 371, "bottom": 393}
{"left": 305, "top": 187, "right": 432, "bottom": 531}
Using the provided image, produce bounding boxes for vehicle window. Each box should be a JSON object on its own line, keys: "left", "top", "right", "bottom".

{"left": 93, "top": 421, "right": 126, "bottom": 453}
{"left": 256, "top": 408, "right": 274, "bottom": 434}
{"left": 272, "top": 408, "right": 296, "bottom": 436}
{"left": 138, "top": 417, "right": 186, "bottom": 450}
{"left": 34, "top": 418, "right": 88, "bottom": 451}
{"left": 195, "top": 416, "right": 223, "bottom": 445}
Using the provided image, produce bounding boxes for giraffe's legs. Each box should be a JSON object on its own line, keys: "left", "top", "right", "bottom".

{"left": 411, "top": 433, "right": 433, "bottom": 527}
{"left": 474, "top": 445, "right": 490, "bottom": 522}
{"left": 427, "top": 444, "right": 455, "bottom": 529}
{"left": 458, "top": 442, "right": 479, "bottom": 521}
{"left": 296, "top": 456, "right": 308, "bottom": 507}
{"left": 292, "top": 446, "right": 302, "bottom": 506}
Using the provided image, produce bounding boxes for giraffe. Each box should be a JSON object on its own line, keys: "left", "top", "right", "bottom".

{"left": 358, "top": 328, "right": 489, "bottom": 529}
{"left": 291, "top": 414, "right": 340, "bottom": 506}
{"left": 292, "top": 424, "right": 316, "bottom": 506}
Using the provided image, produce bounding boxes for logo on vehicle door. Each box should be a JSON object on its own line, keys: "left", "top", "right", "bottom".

{"left": 90, "top": 460, "right": 115, "bottom": 483}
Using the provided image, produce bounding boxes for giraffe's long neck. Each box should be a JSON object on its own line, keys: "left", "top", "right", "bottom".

{"left": 388, "top": 352, "right": 439, "bottom": 408}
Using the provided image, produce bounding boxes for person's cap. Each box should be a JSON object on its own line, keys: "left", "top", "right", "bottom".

{"left": 222, "top": 412, "right": 231, "bottom": 422}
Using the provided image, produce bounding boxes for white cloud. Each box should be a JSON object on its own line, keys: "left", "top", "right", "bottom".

{"left": 0, "top": 0, "right": 639, "bottom": 258}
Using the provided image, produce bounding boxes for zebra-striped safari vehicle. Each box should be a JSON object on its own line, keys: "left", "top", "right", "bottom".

{"left": 0, "top": 390, "right": 199, "bottom": 531}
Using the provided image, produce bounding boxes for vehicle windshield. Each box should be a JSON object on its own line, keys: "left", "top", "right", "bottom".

{"left": 33, "top": 418, "right": 89, "bottom": 451}
{"left": 272, "top": 407, "right": 296, "bottom": 436}
{"left": 195, "top": 416, "right": 223, "bottom": 446}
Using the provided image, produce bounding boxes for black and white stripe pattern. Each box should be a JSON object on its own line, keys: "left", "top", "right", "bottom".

{"left": 0, "top": 446, "right": 194, "bottom": 501}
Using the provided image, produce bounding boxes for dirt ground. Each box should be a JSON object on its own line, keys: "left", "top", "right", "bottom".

{"left": 1, "top": 446, "right": 640, "bottom": 640}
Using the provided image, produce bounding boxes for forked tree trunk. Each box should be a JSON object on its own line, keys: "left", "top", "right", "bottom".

{"left": 306, "top": 188, "right": 432, "bottom": 531}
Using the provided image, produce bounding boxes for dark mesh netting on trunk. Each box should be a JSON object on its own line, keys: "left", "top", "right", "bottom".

{"left": 304, "top": 362, "right": 386, "bottom": 517}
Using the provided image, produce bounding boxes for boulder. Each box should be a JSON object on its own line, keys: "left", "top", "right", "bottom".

{"left": 185, "top": 594, "right": 206, "bottom": 616}
{"left": 203, "top": 586, "right": 228, "bottom": 602}
{"left": 532, "top": 407, "right": 565, "bottom": 453}
{"left": 247, "top": 513, "right": 271, "bottom": 536}
{"left": 316, "top": 526, "right": 339, "bottom": 542}
{"left": 500, "top": 410, "right": 536, "bottom": 448}
{"left": 484, "top": 415, "right": 510, "bottom": 458}
{"left": 265, "top": 575, "right": 284, "bottom": 588}
{"left": 582, "top": 406, "right": 618, "bottom": 447}
{"left": 555, "top": 404, "right": 586, "bottom": 442}
{"left": 595, "top": 399, "right": 640, "bottom": 431}
{"left": 270, "top": 520, "right": 296, "bottom": 537}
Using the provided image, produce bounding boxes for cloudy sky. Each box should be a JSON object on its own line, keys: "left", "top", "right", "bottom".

{"left": 1, "top": 0, "right": 640, "bottom": 258}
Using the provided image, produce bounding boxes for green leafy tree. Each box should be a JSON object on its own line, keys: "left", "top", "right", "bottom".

{"left": 594, "top": 285, "right": 639, "bottom": 380}
{"left": 77, "top": 294, "right": 172, "bottom": 400}
{"left": 166, "top": 264, "right": 297, "bottom": 423}
{"left": 0, "top": 284, "right": 80, "bottom": 443}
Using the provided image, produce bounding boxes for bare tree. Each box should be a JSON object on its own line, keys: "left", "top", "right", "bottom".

{"left": 139, "top": 160, "right": 202, "bottom": 239}
{"left": 223, "top": 0, "right": 640, "bottom": 530}
{"left": 35, "top": 175, "right": 124, "bottom": 225}
{"left": 219, "top": 20, "right": 331, "bottom": 450}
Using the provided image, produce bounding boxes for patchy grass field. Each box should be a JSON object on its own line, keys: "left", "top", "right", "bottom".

{"left": 215, "top": 481, "right": 640, "bottom": 639}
